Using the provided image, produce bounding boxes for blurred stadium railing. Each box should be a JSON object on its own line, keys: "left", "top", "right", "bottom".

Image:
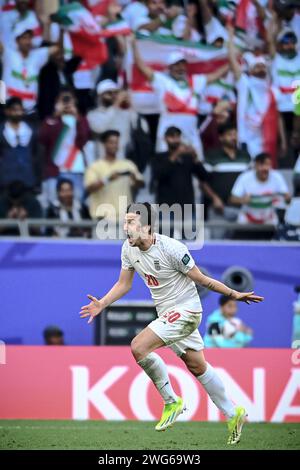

{"left": 0, "top": 218, "right": 277, "bottom": 239}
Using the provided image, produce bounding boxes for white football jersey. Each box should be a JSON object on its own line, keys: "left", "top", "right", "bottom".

{"left": 121, "top": 233, "right": 202, "bottom": 315}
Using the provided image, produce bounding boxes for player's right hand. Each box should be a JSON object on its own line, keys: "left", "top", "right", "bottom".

{"left": 79, "top": 295, "right": 104, "bottom": 324}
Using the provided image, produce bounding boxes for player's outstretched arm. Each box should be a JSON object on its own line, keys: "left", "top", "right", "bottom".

{"left": 79, "top": 268, "right": 135, "bottom": 324}
{"left": 187, "top": 266, "right": 264, "bottom": 304}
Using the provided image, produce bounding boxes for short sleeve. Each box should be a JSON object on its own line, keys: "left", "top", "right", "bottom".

{"left": 152, "top": 72, "right": 169, "bottom": 93}
{"left": 131, "top": 16, "right": 150, "bottom": 31}
{"left": 121, "top": 242, "right": 134, "bottom": 271}
{"left": 165, "top": 238, "right": 195, "bottom": 274}
{"left": 127, "top": 161, "right": 144, "bottom": 182}
{"left": 231, "top": 173, "right": 246, "bottom": 198}
{"left": 192, "top": 74, "right": 207, "bottom": 96}
{"left": 34, "top": 47, "right": 50, "bottom": 71}
{"left": 84, "top": 164, "right": 100, "bottom": 188}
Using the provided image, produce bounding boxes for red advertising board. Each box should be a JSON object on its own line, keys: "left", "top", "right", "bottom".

{"left": 0, "top": 347, "right": 299, "bottom": 422}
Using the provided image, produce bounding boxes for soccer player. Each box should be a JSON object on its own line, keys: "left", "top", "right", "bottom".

{"left": 80, "top": 202, "right": 263, "bottom": 444}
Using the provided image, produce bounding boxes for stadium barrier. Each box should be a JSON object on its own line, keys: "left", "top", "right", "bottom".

{"left": 0, "top": 346, "right": 299, "bottom": 422}
{"left": 0, "top": 218, "right": 277, "bottom": 239}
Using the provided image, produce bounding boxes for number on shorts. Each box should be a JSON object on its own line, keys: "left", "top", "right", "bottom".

{"left": 168, "top": 312, "right": 181, "bottom": 323}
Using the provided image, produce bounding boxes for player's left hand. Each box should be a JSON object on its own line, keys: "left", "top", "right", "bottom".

{"left": 233, "top": 291, "right": 264, "bottom": 304}
{"left": 79, "top": 295, "right": 104, "bottom": 324}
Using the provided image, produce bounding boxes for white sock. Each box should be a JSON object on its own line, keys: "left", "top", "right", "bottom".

{"left": 197, "top": 363, "right": 235, "bottom": 419}
{"left": 138, "top": 352, "right": 178, "bottom": 404}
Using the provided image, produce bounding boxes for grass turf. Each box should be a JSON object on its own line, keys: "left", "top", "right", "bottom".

{"left": 0, "top": 420, "right": 299, "bottom": 450}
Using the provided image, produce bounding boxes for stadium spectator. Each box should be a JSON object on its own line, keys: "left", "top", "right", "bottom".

{"left": 46, "top": 178, "right": 91, "bottom": 238}
{"left": 227, "top": 25, "right": 285, "bottom": 166}
{"left": 87, "top": 79, "right": 149, "bottom": 161}
{"left": 132, "top": 36, "right": 229, "bottom": 159}
{"left": 0, "top": 97, "right": 41, "bottom": 192}
{"left": 0, "top": 19, "right": 60, "bottom": 115}
{"left": 182, "top": 0, "right": 205, "bottom": 42}
{"left": 99, "top": 2, "right": 127, "bottom": 83}
{"left": 38, "top": 50, "right": 81, "bottom": 120}
{"left": 200, "top": 99, "right": 234, "bottom": 152}
{"left": 270, "top": 28, "right": 300, "bottom": 164}
{"left": 122, "top": 0, "right": 149, "bottom": 30}
{"left": 84, "top": 130, "right": 144, "bottom": 220}
{"left": 43, "top": 325, "right": 64, "bottom": 346}
{"left": 196, "top": 1, "right": 236, "bottom": 117}
{"left": 0, "top": 0, "right": 42, "bottom": 50}
{"left": 39, "top": 88, "right": 90, "bottom": 207}
{"left": 204, "top": 122, "right": 251, "bottom": 215}
{"left": 130, "top": 0, "right": 187, "bottom": 39}
{"left": 204, "top": 295, "right": 253, "bottom": 348}
{"left": 152, "top": 126, "right": 223, "bottom": 211}
{"left": 0, "top": 180, "right": 42, "bottom": 236}
{"left": 0, "top": 0, "right": 298, "bottom": 242}
{"left": 198, "top": 0, "right": 228, "bottom": 46}
{"left": 273, "top": 0, "right": 300, "bottom": 47}
{"left": 230, "top": 153, "right": 291, "bottom": 238}
{"left": 276, "top": 157, "right": 300, "bottom": 240}
{"left": 292, "top": 286, "right": 300, "bottom": 345}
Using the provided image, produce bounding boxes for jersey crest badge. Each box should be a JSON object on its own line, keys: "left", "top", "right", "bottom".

{"left": 154, "top": 259, "right": 161, "bottom": 271}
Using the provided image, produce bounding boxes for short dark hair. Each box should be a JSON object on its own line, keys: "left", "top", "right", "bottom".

{"left": 100, "top": 130, "right": 120, "bottom": 143}
{"left": 57, "top": 178, "right": 74, "bottom": 192}
{"left": 43, "top": 325, "right": 63, "bottom": 341}
{"left": 55, "top": 87, "right": 76, "bottom": 103}
{"left": 126, "top": 202, "right": 156, "bottom": 233}
{"left": 165, "top": 126, "right": 182, "bottom": 137}
{"left": 217, "top": 122, "right": 236, "bottom": 136}
{"left": 8, "top": 180, "right": 26, "bottom": 199}
{"left": 254, "top": 153, "right": 272, "bottom": 164}
{"left": 219, "top": 295, "right": 234, "bottom": 307}
{"left": 5, "top": 97, "right": 23, "bottom": 110}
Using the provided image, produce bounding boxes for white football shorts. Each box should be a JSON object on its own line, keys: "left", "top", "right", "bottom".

{"left": 148, "top": 304, "right": 204, "bottom": 357}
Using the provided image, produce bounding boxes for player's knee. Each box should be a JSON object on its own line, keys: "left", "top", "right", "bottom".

{"left": 192, "top": 362, "right": 207, "bottom": 376}
{"left": 185, "top": 357, "right": 207, "bottom": 376}
{"left": 130, "top": 337, "right": 146, "bottom": 362}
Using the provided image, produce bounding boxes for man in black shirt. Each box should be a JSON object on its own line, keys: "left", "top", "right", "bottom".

{"left": 152, "top": 126, "right": 223, "bottom": 208}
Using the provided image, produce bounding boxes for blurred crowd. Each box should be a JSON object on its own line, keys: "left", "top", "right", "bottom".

{"left": 0, "top": 0, "right": 300, "bottom": 240}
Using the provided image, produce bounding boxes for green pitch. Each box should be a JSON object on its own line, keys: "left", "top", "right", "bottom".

{"left": 0, "top": 420, "right": 299, "bottom": 450}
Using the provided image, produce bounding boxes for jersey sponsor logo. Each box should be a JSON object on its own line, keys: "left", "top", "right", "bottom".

{"left": 154, "top": 259, "right": 161, "bottom": 271}
{"left": 182, "top": 254, "right": 191, "bottom": 265}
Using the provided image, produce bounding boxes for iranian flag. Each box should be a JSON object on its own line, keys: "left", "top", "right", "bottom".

{"left": 52, "top": 120, "right": 84, "bottom": 172}
{"left": 101, "top": 19, "right": 131, "bottom": 38}
{"left": 83, "top": 0, "right": 111, "bottom": 16}
{"left": 126, "top": 33, "right": 228, "bottom": 114}
{"left": 51, "top": 2, "right": 108, "bottom": 68}
{"left": 235, "top": 0, "right": 265, "bottom": 41}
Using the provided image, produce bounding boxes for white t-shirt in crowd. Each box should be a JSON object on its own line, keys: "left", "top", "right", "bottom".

{"left": 3, "top": 47, "right": 49, "bottom": 111}
{"left": 121, "top": 1, "right": 148, "bottom": 30}
{"left": 231, "top": 169, "right": 289, "bottom": 224}
{"left": 0, "top": 8, "right": 42, "bottom": 49}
